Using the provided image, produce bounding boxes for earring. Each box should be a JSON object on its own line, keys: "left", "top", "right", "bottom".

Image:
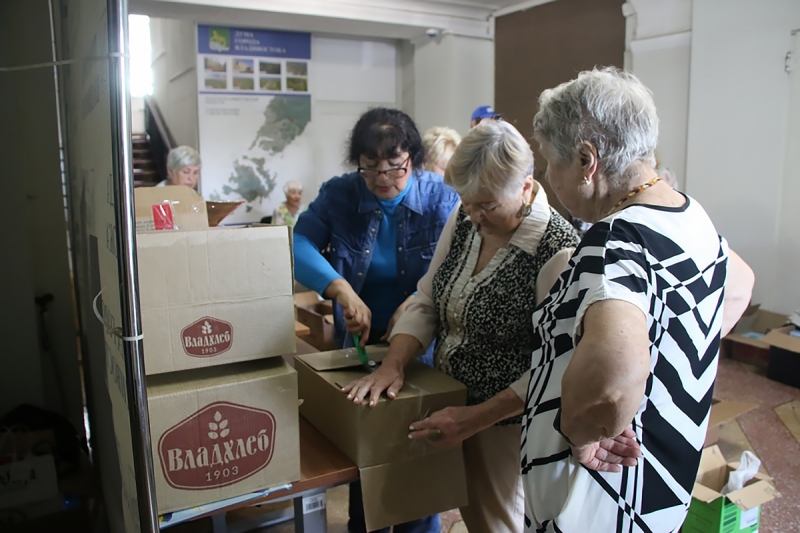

{"left": 518, "top": 202, "right": 532, "bottom": 218}
{"left": 583, "top": 176, "right": 590, "bottom": 185}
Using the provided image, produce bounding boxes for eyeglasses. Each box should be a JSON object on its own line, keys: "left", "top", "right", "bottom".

{"left": 357, "top": 157, "right": 411, "bottom": 180}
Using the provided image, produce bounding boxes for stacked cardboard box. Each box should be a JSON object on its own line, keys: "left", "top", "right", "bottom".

{"left": 135, "top": 186, "right": 301, "bottom": 514}
{"left": 721, "top": 304, "right": 787, "bottom": 367}
{"left": 295, "top": 346, "right": 469, "bottom": 531}
{"left": 763, "top": 326, "right": 800, "bottom": 388}
{"left": 294, "top": 291, "right": 336, "bottom": 351}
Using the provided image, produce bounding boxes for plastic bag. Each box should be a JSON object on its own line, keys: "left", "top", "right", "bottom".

{"left": 721, "top": 450, "right": 761, "bottom": 495}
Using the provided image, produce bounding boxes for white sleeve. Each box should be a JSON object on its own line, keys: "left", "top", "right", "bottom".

{"left": 573, "top": 221, "right": 650, "bottom": 341}
{"left": 389, "top": 203, "right": 461, "bottom": 349}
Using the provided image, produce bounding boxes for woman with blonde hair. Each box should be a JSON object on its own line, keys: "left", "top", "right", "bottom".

{"left": 422, "top": 126, "right": 462, "bottom": 176}
{"left": 344, "top": 119, "right": 579, "bottom": 533}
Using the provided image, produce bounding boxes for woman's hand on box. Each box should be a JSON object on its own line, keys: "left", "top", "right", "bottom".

{"left": 407, "top": 406, "right": 480, "bottom": 450}
{"left": 341, "top": 360, "right": 405, "bottom": 407}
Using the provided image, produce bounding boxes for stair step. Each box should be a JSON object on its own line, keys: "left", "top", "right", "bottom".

{"left": 133, "top": 158, "right": 155, "bottom": 166}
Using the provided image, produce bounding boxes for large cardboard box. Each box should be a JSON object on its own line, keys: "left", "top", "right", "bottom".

{"left": 294, "top": 292, "right": 335, "bottom": 352}
{"left": 683, "top": 445, "right": 779, "bottom": 533}
{"left": 147, "top": 359, "right": 300, "bottom": 514}
{"left": 295, "top": 347, "right": 468, "bottom": 531}
{"left": 721, "top": 305, "right": 787, "bottom": 367}
{"left": 705, "top": 399, "right": 758, "bottom": 448}
{"left": 763, "top": 325, "right": 800, "bottom": 388}
{"left": 136, "top": 225, "right": 296, "bottom": 375}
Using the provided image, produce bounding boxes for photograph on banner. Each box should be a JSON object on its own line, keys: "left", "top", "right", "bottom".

{"left": 197, "top": 25, "right": 312, "bottom": 224}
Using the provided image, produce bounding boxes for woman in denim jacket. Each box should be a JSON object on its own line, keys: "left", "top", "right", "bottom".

{"left": 293, "top": 107, "right": 459, "bottom": 533}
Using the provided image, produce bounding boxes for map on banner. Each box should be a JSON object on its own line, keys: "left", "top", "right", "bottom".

{"left": 197, "top": 26, "right": 313, "bottom": 224}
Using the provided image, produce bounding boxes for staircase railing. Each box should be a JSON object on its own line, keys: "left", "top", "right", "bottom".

{"left": 143, "top": 96, "right": 175, "bottom": 183}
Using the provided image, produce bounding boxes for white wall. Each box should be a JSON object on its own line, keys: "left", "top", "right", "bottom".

{"left": 310, "top": 36, "right": 401, "bottom": 195}
{"left": 686, "top": 0, "right": 800, "bottom": 313}
{"left": 625, "top": 0, "right": 693, "bottom": 189}
{"left": 131, "top": 96, "right": 146, "bottom": 133}
{"left": 413, "top": 34, "right": 495, "bottom": 137}
{"left": 151, "top": 17, "right": 198, "bottom": 148}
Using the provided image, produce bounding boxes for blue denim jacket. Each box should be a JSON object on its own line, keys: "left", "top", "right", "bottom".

{"left": 294, "top": 170, "right": 459, "bottom": 349}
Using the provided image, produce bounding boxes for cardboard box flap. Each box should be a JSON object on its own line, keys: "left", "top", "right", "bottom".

{"left": 727, "top": 479, "right": 781, "bottom": 511}
{"left": 147, "top": 358, "right": 294, "bottom": 394}
{"left": 135, "top": 185, "right": 208, "bottom": 231}
{"left": 691, "top": 482, "right": 722, "bottom": 504}
{"left": 734, "top": 306, "right": 788, "bottom": 335}
{"left": 360, "top": 449, "right": 468, "bottom": 531}
{"left": 709, "top": 400, "right": 758, "bottom": 427}
{"left": 296, "top": 350, "right": 367, "bottom": 371}
{"left": 295, "top": 291, "right": 323, "bottom": 307}
{"left": 763, "top": 326, "right": 800, "bottom": 353}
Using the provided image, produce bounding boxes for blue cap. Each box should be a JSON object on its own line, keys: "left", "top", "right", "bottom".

{"left": 471, "top": 105, "right": 495, "bottom": 122}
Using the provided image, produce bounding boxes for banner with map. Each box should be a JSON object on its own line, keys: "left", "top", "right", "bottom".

{"left": 197, "top": 26, "right": 312, "bottom": 224}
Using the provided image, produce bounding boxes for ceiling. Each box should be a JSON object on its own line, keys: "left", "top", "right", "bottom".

{"left": 130, "top": 0, "right": 557, "bottom": 39}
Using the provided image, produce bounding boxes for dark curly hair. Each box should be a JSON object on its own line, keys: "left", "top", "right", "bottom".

{"left": 347, "top": 108, "right": 425, "bottom": 169}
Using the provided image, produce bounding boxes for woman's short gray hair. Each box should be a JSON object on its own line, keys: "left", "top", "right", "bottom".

{"left": 283, "top": 180, "right": 303, "bottom": 194}
{"left": 533, "top": 67, "right": 659, "bottom": 185}
{"left": 444, "top": 120, "right": 533, "bottom": 201}
{"left": 422, "top": 126, "right": 462, "bottom": 171}
{"left": 167, "top": 145, "right": 201, "bottom": 173}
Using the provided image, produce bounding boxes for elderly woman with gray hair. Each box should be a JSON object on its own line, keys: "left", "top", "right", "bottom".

{"left": 273, "top": 180, "right": 305, "bottom": 226}
{"left": 519, "top": 68, "right": 754, "bottom": 532}
{"left": 344, "top": 119, "right": 579, "bottom": 533}
{"left": 158, "top": 145, "right": 201, "bottom": 188}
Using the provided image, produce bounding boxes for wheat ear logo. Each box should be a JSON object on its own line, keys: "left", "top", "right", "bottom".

{"left": 181, "top": 317, "right": 233, "bottom": 357}
{"left": 158, "top": 402, "right": 276, "bottom": 490}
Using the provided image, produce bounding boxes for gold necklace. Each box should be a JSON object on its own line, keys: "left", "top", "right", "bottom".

{"left": 613, "top": 175, "right": 662, "bottom": 209}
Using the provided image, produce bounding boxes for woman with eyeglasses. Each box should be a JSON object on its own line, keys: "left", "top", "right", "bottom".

{"left": 343, "top": 119, "right": 580, "bottom": 533}
{"left": 292, "top": 107, "right": 459, "bottom": 533}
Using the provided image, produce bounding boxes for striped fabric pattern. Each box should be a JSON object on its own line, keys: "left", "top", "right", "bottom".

{"left": 520, "top": 196, "right": 729, "bottom": 533}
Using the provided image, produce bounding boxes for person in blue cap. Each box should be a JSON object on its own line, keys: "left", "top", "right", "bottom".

{"left": 470, "top": 105, "right": 497, "bottom": 127}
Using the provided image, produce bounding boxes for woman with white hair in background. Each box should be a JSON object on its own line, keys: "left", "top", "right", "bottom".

{"left": 273, "top": 180, "right": 305, "bottom": 226}
{"left": 422, "top": 126, "right": 462, "bottom": 176}
{"left": 158, "top": 145, "right": 201, "bottom": 189}
{"left": 343, "top": 119, "right": 579, "bottom": 533}
{"left": 519, "top": 68, "right": 754, "bottom": 532}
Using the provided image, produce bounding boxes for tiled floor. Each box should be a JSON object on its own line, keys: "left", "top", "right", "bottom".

{"left": 176, "top": 357, "right": 800, "bottom": 533}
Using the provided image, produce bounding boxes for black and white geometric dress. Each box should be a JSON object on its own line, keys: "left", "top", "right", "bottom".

{"left": 520, "top": 197, "right": 729, "bottom": 533}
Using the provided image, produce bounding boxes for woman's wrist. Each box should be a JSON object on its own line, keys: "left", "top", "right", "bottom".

{"left": 472, "top": 388, "right": 525, "bottom": 431}
{"left": 323, "top": 278, "right": 350, "bottom": 301}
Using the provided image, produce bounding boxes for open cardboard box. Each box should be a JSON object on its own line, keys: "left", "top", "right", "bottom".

{"left": 134, "top": 186, "right": 296, "bottom": 374}
{"left": 294, "top": 292, "right": 335, "bottom": 352}
{"left": 721, "top": 304, "right": 788, "bottom": 367}
{"left": 683, "top": 445, "right": 779, "bottom": 533}
{"left": 763, "top": 325, "right": 800, "bottom": 388}
{"left": 705, "top": 399, "right": 758, "bottom": 448}
{"left": 295, "top": 346, "right": 468, "bottom": 531}
{"left": 135, "top": 185, "right": 243, "bottom": 229}
{"left": 147, "top": 358, "right": 300, "bottom": 514}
